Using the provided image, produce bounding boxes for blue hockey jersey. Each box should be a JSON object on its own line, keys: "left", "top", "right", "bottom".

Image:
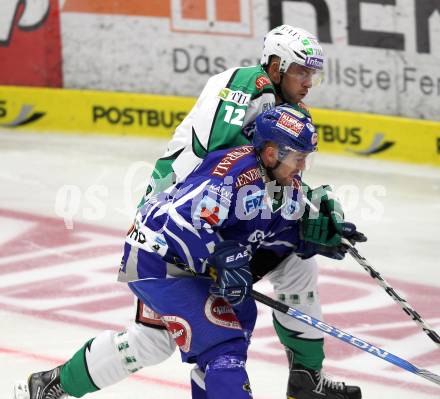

{"left": 119, "top": 145, "right": 304, "bottom": 282}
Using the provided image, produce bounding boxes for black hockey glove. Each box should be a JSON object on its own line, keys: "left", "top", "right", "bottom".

{"left": 208, "top": 241, "right": 252, "bottom": 306}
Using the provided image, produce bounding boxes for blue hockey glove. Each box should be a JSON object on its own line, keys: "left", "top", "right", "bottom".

{"left": 298, "top": 238, "right": 348, "bottom": 260}
{"left": 208, "top": 241, "right": 252, "bottom": 306}
{"left": 340, "top": 221, "right": 367, "bottom": 245}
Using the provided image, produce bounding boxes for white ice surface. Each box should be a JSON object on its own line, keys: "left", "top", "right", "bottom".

{"left": 0, "top": 130, "right": 439, "bottom": 399}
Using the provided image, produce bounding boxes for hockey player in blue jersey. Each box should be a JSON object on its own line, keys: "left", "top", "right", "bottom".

{"left": 18, "top": 105, "right": 364, "bottom": 399}
{"left": 116, "top": 105, "right": 319, "bottom": 398}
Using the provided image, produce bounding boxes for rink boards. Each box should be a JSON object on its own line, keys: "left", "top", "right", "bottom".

{"left": 1, "top": 85, "right": 439, "bottom": 167}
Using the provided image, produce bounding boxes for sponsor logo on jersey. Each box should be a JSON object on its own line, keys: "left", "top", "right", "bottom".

{"left": 195, "top": 196, "right": 229, "bottom": 227}
{"left": 243, "top": 190, "right": 265, "bottom": 215}
{"left": 281, "top": 197, "right": 300, "bottom": 219}
{"left": 152, "top": 236, "right": 167, "bottom": 252}
{"left": 218, "top": 88, "right": 251, "bottom": 106}
{"left": 204, "top": 296, "right": 241, "bottom": 329}
{"left": 255, "top": 75, "right": 272, "bottom": 90}
{"left": 162, "top": 315, "right": 192, "bottom": 352}
{"left": 235, "top": 167, "right": 262, "bottom": 188}
{"left": 200, "top": 205, "right": 221, "bottom": 225}
{"left": 276, "top": 112, "right": 305, "bottom": 136}
{"left": 306, "top": 122, "right": 315, "bottom": 132}
{"left": 211, "top": 145, "right": 254, "bottom": 177}
{"left": 207, "top": 184, "right": 233, "bottom": 205}
{"left": 127, "top": 222, "right": 146, "bottom": 244}
{"left": 126, "top": 219, "right": 168, "bottom": 255}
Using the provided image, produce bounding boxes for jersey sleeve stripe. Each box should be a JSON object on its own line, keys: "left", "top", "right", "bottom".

{"left": 252, "top": 87, "right": 276, "bottom": 100}
{"left": 205, "top": 68, "right": 240, "bottom": 151}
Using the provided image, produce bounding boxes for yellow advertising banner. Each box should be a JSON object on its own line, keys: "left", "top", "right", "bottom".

{"left": 0, "top": 85, "right": 195, "bottom": 138}
{"left": 311, "top": 109, "right": 440, "bottom": 166}
{"left": 1, "top": 85, "right": 439, "bottom": 166}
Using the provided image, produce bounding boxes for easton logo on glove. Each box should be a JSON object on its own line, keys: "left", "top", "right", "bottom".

{"left": 226, "top": 249, "right": 249, "bottom": 264}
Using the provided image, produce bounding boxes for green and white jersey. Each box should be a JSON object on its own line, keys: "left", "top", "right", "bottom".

{"left": 142, "top": 64, "right": 313, "bottom": 205}
{"left": 149, "top": 65, "right": 276, "bottom": 194}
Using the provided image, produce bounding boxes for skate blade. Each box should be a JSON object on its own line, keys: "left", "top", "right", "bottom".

{"left": 13, "top": 381, "right": 30, "bottom": 399}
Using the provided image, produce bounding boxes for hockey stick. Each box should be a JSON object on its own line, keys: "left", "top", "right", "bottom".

{"left": 251, "top": 289, "right": 440, "bottom": 387}
{"left": 342, "top": 238, "right": 440, "bottom": 349}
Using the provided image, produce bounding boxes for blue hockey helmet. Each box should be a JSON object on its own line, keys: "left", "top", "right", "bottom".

{"left": 252, "top": 105, "right": 318, "bottom": 158}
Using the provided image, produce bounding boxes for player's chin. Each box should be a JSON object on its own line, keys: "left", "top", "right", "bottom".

{"left": 291, "top": 93, "right": 306, "bottom": 104}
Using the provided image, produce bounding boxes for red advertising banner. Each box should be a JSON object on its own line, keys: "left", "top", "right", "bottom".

{"left": 0, "top": 0, "right": 63, "bottom": 87}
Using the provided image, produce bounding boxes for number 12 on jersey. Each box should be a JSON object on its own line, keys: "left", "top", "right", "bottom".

{"left": 224, "top": 105, "right": 245, "bottom": 126}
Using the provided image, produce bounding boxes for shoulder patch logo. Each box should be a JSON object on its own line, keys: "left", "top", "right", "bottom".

{"left": 256, "top": 75, "right": 272, "bottom": 90}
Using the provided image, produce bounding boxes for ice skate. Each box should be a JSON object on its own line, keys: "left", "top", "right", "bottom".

{"left": 287, "top": 363, "right": 361, "bottom": 399}
{"left": 13, "top": 367, "right": 67, "bottom": 399}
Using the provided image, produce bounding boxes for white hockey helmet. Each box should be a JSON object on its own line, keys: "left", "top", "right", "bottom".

{"left": 261, "top": 25, "right": 324, "bottom": 85}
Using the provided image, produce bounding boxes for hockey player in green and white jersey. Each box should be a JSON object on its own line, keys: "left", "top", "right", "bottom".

{"left": 138, "top": 25, "right": 362, "bottom": 398}
{"left": 14, "top": 25, "right": 364, "bottom": 399}
{"left": 143, "top": 26, "right": 317, "bottom": 199}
